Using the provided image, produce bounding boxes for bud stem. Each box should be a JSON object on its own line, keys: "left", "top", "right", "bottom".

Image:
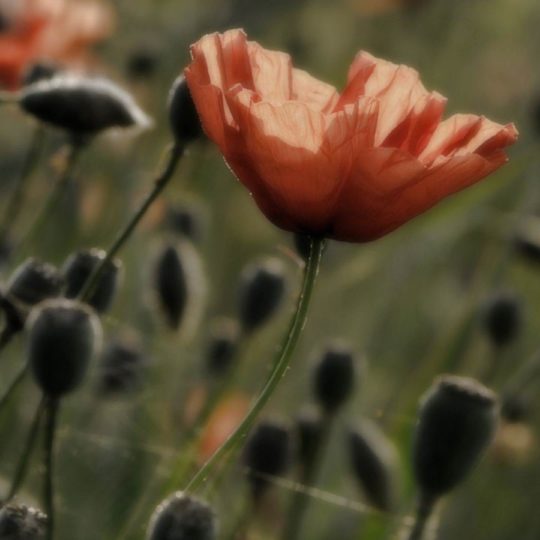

{"left": 406, "top": 493, "right": 437, "bottom": 540}
{"left": 3, "top": 395, "right": 45, "bottom": 504}
{"left": 43, "top": 397, "right": 59, "bottom": 540}
{"left": 78, "top": 143, "right": 184, "bottom": 303}
{"left": 184, "top": 236, "right": 326, "bottom": 494}
{"left": 282, "top": 413, "right": 334, "bottom": 540}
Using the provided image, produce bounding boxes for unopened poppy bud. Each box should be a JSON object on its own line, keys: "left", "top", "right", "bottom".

{"left": 238, "top": 258, "right": 286, "bottom": 333}
{"left": 62, "top": 249, "right": 121, "bottom": 313}
{"left": 243, "top": 420, "right": 292, "bottom": 500}
{"left": 0, "top": 504, "right": 47, "bottom": 539}
{"left": 19, "top": 76, "right": 151, "bottom": 135}
{"left": 348, "top": 420, "right": 398, "bottom": 511}
{"left": 126, "top": 46, "right": 159, "bottom": 80}
{"left": 205, "top": 318, "right": 240, "bottom": 376}
{"left": 313, "top": 345, "right": 356, "bottom": 414}
{"left": 154, "top": 244, "right": 188, "bottom": 330}
{"left": 512, "top": 218, "right": 540, "bottom": 264}
{"left": 27, "top": 299, "right": 101, "bottom": 397}
{"left": 98, "top": 338, "right": 148, "bottom": 395}
{"left": 295, "top": 408, "right": 323, "bottom": 467}
{"left": 147, "top": 492, "right": 216, "bottom": 540}
{"left": 413, "top": 375, "right": 498, "bottom": 499}
{"left": 7, "top": 258, "right": 63, "bottom": 306}
{"left": 22, "top": 62, "right": 59, "bottom": 87}
{"left": 501, "top": 393, "right": 529, "bottom": 423}
{"left": 168, "top": 75, "right": 202, "bottom": 145}
{"left": 166, "top": 204, "right": 203, "bottom": 242}
{"left": 483, "top": 292, "right": 522, "bottom": 347}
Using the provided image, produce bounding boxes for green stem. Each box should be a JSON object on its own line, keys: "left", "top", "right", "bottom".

{"left": 3, "top": 395, "right": 45, "bottom": 503}
{"left": 282, "top": 413, "right": 334, "bottom": 540}
{"left": 184, "top": 236, "right": 325, "bottom": 494}
{"left": 405, "top": 494, "right": 436, "bottom": 540}
{"left": 0, "top": 127, "right": 46, "bottom": 243}
{"left": 18, "top": 140, "right": 83, "bottom": 256}
{"left": 43, "top": 397, "right": 59, "bottom": 540}
{"left": 78, "top": 143, "right": 183, "bottom": 304}
{"left": 0, "top": 363, "right": 28, "bottom": 414}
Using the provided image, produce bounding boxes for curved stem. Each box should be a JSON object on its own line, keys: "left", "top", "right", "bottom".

{"left": 43, "top": 397, "right": 59, "bottom": 540}
{"left": 0, "top": 363, "right": 28, "bottom": 414}
{"left": 282, "top": 413, "right": 334, "bottom": 540}
{"left": 78, "top": 143, "right": 183, "bottom": 303}
{"left": 0, "top": 127, "right": 46, "bottom": 243}
{"left": 405, "top": 493, "right": 436, "bottom": 540}
{"left": 17, "top": 140, "right": 83, "bottom": 256}
{"left": 184, "top": 236, "right": 325, "bottom": 494}
{"left": 3, "top": 395, "right": 45, "bottom": 503}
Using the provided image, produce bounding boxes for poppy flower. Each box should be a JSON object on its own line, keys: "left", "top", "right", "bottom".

{"left": 185, "top": 29, "right": 518, "bottom": 242}
{"left": 0, "top": 0, "right": 114, "bottom": 90}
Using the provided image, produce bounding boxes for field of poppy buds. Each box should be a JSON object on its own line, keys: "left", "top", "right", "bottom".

{"left": 0, "top": 0, "right": 538, "bottom": 539}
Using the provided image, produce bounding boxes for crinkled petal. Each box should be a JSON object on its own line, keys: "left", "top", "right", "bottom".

{"left": 226, "top": 88, "right": 340, "bottom": 231}
{"left": 333, "top": 153, "right": 505, "bottom": 242}
{"left": 291, "top": 67, "right": 339, "bottom": 113}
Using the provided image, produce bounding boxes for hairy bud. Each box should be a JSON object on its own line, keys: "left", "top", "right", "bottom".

{"left": 413, "top": 375, "right": 498, "bottom": 499}
{"left": 147, "top": 492, "right": 216, "bottom": 540}
{"left": 27, "top": 299, "right": 101, "bottom": 396}
{"left": 62, "top": 249, "right": 121, "bottom": 313}
{"left": 238, "top": 258, "right": 286, "bottom": 333}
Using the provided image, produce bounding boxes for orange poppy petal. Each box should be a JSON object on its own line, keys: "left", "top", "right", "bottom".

{"left": 227, "top": 89, "right": 339, "bottom": 231}
{"left": 291, "top": 67, "right": 340, "bottom": 113}
{"left": 333, "top": 152, "right": 502, "bottom": 241}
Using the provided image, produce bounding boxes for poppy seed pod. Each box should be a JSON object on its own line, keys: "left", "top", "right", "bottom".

{"left": 413, "top": 375, "right": 498, "bottom": 499}
{"left": 205, "top": 318, "right": 240, "bottom": 376}
{"left": 147, "top": 492, "right": 216, "bottom": 540}
{"left": 98, "top": 339, "right": 148, "bottom": 395}
{"left": 168, "top": 75, "right": 202, "bottom": 145}
{"left": 22, "top": 62, "right": 59, "bottom": 87}
{"left": 313, "top": 345, "right": 356, "bottom": 414}
{"left": 501, "top": 393, "right": 529, "bottom": 423}
{"left": 126, "top": 46, "right": 159, "bottom": 80}
{"left": 154, "top": 244, "right": 189, "bottom": 330}
{"left": 295, "top": 408, "right": 323, "bottom": 467}
{"left": 0, "top": 504, "right": 47, "bottom": 539}
{"left": 6, "top": 258, "right": 64, "bottom": 306}
{"left": 243, "top": 420, "right": 292, "bottom": 500}
{"left": 512, "top": 218, "right": 540, "bottom": 264}
{"left": 238, "top": 258, "right": 286, "bottom": 333}
{"left": 348, "top": 420, "right": 398, "bottom": 511}
{"left": 27, "top": 299, "right": 101, "bottom": 397}
{"left": 19, "top": 76, "right": 151, "bottom": 135}
{"left": 62, "top": 249, "right": 121, "bottom": 313}
{"left": 483, "top": 292, "right": 522, "bottom": 347}
{"left": 166, "top": 204, "right": 203, "bottom": 242}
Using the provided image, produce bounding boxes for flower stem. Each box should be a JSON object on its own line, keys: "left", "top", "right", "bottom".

{"left": 17, "top": 139, "right": 83, "bottom": 256}
{"left": 405, "top": 494, "right": 437, "bottom": 540}
{"left": 43, "top": 397, "right": 59, "bottom": 540}
{"left": 78, "top": 143, "right": 183, "bottom": 304}
{"left": 184, "top": 236, "right": 325, "bottom": 494}
{"left": 2, "top": 395, "right": 45, "bottom": 503}
{"left": 282, "top": 413, "right": 334, "bottom": 540}
{"left": 0, "top": 127, "right": 46, "bottom": 244}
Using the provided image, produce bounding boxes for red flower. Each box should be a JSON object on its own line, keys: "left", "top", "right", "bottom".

{"left": 0, "top": 0, "right": 114, "bottom": 89}
{"left": 185, "top": 29, "right": 518, "bottom": 242}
